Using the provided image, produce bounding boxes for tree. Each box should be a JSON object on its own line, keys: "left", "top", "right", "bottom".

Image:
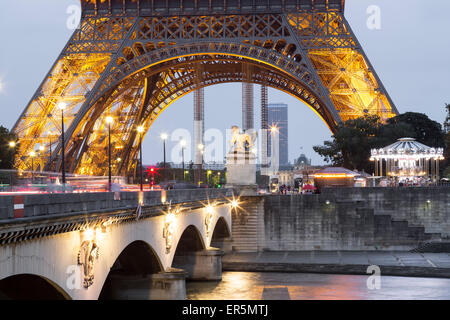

{"left": 444, "top": 103, "right": 450, "bottom": 134}
{"left": 314, "top": 112, "right": 446, "bottom": 174}
{"left": 443, "top": 104, "right": 450, "bottom": 177}
{"left": 386, "top": 112, "right": 445, "bottom": 147}
{"left": 313, "top": 140, "right": 343, "bottom": 167}
{"left": 313, "top": 115, "right": 381, "bottom": 172}
{"left": 0, "top": 126, "right": 17, "bottom": 169}
{"left": 375, "top": 122, "right": 415, "bottom": 148}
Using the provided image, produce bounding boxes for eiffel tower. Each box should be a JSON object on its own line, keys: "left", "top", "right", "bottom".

{"left": 12, "top": 0, "right": 398, "bottom": 176}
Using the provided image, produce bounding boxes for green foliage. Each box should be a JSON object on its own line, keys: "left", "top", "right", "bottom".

{"left": 313, "top": 140, "right": 343, "bottom": 166}
{"left": 443, "top": 103, "right": 450, "bottom": 133}
{"left": 313, "top": 115, "right": 381, "bottom": 172}
{"left": 386, "top": 112, "right": 444, "bottom": 147}
{"left": 444, "top": 104, "right": 450, "bottom": 175}
{"left": 444, "top": 166, "right": 450, "bottom": 179}
{"left": 211, "top": 174, "right": 222, "bottom": 187}
{"left": 0, "top": 126, "right": 17, "bottom": 169}
{"left": 314, "top": 112, "right": 446, "bottom": 174}
{"left": 375, "top": 122, "right": 415, "bottom": 148}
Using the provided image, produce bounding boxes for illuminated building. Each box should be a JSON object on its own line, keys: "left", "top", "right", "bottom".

{"left": 313, "top": 167, "right": 357, "bottom": 191}
{"left": 267, "top": 103, "right": 289, "bottom": 166}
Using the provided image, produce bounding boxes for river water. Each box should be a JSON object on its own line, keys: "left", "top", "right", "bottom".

{"left": 187, "top": 272, "right": 450, "bottom": 300}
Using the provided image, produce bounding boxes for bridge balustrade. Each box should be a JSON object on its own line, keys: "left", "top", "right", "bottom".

{"left": 0, "top": 189, "right": 231, "bottom": 220}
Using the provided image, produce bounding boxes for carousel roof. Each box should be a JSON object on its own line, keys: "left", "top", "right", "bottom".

{"left": 371, "top": 138, "right": 444, "bottom": 158}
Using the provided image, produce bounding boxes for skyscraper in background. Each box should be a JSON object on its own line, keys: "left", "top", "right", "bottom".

{"left": 268, "top": 103, "right": 289, "bottom": 166}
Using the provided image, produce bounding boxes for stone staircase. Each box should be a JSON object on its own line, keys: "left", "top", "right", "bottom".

{"left": 410, "top": 242, "right": 450, "bottom": 253}
{"left": 373, "top": 214, "right": 441, "bottom": 247}
{"left": 231, "top": 198, "right": 261, "bottom": 252}
{"left": 230, "top": 196, "right": 442, "bottom": 252}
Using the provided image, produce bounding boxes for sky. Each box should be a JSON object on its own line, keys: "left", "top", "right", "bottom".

{"left": 0, "top": 0, "right": 449, "bottom": 165}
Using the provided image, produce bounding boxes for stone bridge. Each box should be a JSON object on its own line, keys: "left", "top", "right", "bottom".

{"left": 0, "top": 189, "right": 233, "bottom": 300}
{"left": 2, "top": 186, "right": 448, "bottom": 299}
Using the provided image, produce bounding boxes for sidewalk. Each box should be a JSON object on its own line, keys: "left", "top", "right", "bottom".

{"left": 222, "top": 251, "right": 450, "bottom": 278}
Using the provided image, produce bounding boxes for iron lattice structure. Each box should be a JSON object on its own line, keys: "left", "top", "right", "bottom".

{"left": 242, "top": 79, "right": 254, "bottom": 131}
{"left": 13, "top": 0, "right": 398, "bottom": 176}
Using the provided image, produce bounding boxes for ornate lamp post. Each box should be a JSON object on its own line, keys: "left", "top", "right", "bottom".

{"left": 58, "top": 102, "right": 67, "bottom": 188}
{"left": 137, "top": 125, "right": 145, "bottom": 191}
{"left": 47, "top": 131, "right": 53, "bottom": 166}
{"left": 161, "top": 133, "right": 168, "bottom": 182}
{"left": 106, "top": 116, "right": 114, "bottom": 191}
{"left": 180, "top": 139, "right": 186, "bottom": 181}
{"left": 8, "top": 142, "right": 16, "bottom": 189}
{"left": 197, "top": 143, "right": 204, "bottom": 185}
{"left": 30, "top": 151, "right": 36, "bottom": 183}
{"left": 39, "top": 146, "right": 45, "bottom": 172}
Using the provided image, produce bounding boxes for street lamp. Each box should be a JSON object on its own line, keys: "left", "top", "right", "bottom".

{"left": 47, "top": 131, "right": 53, "bottom": 167}
{"left": 198, "top": 143, "right": 204, "bottom": 184}
{"left": 30, "top": 151, "right": 36, "bottom": 183}
{"left": 106, "top": 116, "right": 114, "bottom": 191}
{"left": 207, "top": 170, "right": 212, "bottom": 185}
{"left": 7, "top": 142, "right": 16, "bottom": 189}
{"left": 38, "top": 146, "right": 45, "bottom": 172}
{"left": 58, "top": 102, "right": 67, "bottom": 188}
{"left": 161, "top": 133, "right": 168, "bottom": 182}
{"left": 137, "top": 125, "right": 145, "bottom": 191}
{"left": 180, "top": 139, "right": 186, "bottom": 180}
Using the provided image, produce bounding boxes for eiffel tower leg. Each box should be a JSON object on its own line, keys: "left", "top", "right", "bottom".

{"left": 13, "top": 3, "right": 398, "bottom": 177}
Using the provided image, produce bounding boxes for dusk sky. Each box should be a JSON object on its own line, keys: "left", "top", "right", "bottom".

{"left": 0, "top": 0, "right": 449, "bottom": 165}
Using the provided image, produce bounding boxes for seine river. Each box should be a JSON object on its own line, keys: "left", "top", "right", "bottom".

{"left": 187, "top": 272, "right": 450, "bottom": 300}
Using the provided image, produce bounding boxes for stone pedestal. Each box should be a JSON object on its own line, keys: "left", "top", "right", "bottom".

{"left": 104, "top": 268, "right": 187, "bottom": 300}
{"left": 228, "top": 185, "right": 258, "bottom": 196}
{"left": 172, "top": 248, "right": 224, "bottom": 281}
{"left": 226, "top": 151, "right": 256, "bottom": 186}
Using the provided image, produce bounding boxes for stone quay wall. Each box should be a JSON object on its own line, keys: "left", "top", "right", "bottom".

{"left": 233, "top": 187, "right": 449, "bottom": 252}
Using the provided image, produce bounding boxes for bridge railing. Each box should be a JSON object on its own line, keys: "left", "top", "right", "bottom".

{"left": 0, "top": 188, "right": 232, "bottom": 220}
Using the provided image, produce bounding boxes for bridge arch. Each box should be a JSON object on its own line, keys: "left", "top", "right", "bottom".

{"left": 210, "top": 216, "right": 232, "bottom": 251}
{"left": 0, "top": 274, "right": 71, "bottom": 300}
{"left": 172, "top": 224, "right": 206, "bottom": 256}
{"left": 98, "top": 240, "right": 164, "bottom": 300}
{"left": 171, "top": 224, "right": 206, "bottom": 278}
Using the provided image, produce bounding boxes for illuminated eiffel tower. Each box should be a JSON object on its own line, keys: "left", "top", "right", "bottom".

{"left": 12, "top": 0, "right": 398, "bottom": 176}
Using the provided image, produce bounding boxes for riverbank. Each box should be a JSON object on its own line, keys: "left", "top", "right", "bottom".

{"left": 222, "top": 251, "right": 450, "bottom": 278}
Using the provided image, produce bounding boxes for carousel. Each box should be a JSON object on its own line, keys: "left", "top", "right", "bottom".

{"left": 370, "top": 138, "right": 444, "bottom": 184}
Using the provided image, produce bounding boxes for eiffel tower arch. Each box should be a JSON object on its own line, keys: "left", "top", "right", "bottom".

{"left": 12, "top": 0, "right": 398, "bottom": 176}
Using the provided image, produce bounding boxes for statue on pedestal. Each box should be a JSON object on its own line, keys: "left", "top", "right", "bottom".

{"left": 226, "top": 126, "right": 257, "bottom": 190}
{"left": 229, "top": 126, "right": 257, "bottom": 154}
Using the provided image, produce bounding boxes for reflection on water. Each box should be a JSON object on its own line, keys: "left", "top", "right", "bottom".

{"left": 187, "top": 272, "right": 450, "bottom": 300}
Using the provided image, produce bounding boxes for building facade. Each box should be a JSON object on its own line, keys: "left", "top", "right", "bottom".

{"left": 267, "top": 103, "right": 289, "bottom": 165}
